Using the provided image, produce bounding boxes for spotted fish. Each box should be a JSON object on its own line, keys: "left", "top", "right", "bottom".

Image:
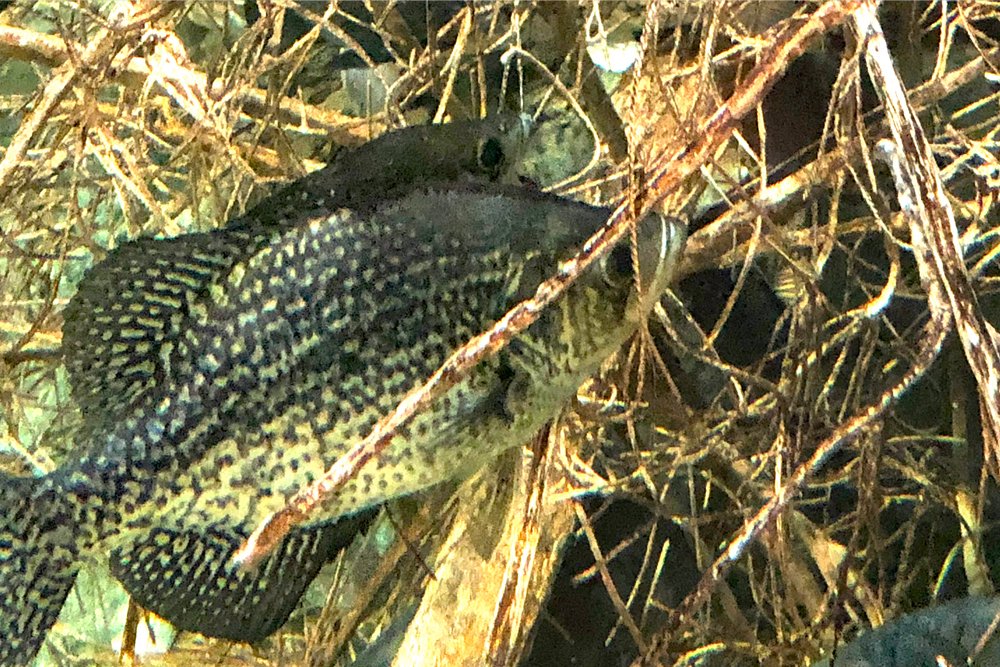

{"left": 0, "top": 137, "right": 684, "bottom": 666}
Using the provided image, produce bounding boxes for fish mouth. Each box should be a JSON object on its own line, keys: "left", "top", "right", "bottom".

{"left": 628, "top": 212, "right": 687, "bottom": 317}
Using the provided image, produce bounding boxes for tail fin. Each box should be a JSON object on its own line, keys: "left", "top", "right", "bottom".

{"left": 0, "top": 472, "right": 81, "bottom": 666}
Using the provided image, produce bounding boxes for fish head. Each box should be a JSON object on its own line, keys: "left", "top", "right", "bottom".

{"left": 597, "top": 210, "right": 687, "bottom": 321}
{"left": 551, "top": 209, "right": 686, "bottom": 356}
{"left": 490, "top": 195, "right": 686, "bottom": 406}
{"left": 322, "top": 113, "right": 533, "bottom": 211}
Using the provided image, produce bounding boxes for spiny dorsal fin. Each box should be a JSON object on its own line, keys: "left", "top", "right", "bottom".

{"left": 109, "top": 510, "right": 376, "bottom": 642}
{"left": 62, "top": 179, "right": 343, "bottom": 423}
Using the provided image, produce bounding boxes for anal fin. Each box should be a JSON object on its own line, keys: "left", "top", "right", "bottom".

{"left": 109, "top": 510, "right": 376, "bottom": 643}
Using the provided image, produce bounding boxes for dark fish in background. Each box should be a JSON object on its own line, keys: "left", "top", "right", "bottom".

{"left": 0, "top": 118, "right": 685, "bottom": 665}
{"left": 244, "top": 0, "right": 466, "bottom": 72}
{"left": 243, "top": 0, "right": 470, "bottom": 111}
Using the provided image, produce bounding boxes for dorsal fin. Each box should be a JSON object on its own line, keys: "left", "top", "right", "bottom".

{"left": 61, "top": 194, "right": 339, "bottom": 426}
{"left": 61, "top": 202, "right": 331, "bottom": 425}
{"left": 109, "top": 510, "right": 376, "bottom": 642}
{"left": 61, "top": 230, "right": 249, "bottom": 421}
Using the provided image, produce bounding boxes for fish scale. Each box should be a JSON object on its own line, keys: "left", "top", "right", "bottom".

{"left": 0, "top": 149, "right": 684, "bottom": 665}
{"left": 133, "top": 202, "right": 514, "bottom": 523}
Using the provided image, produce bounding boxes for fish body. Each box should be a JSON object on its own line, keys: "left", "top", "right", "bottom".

{"left": 0, "top": 125, "right": 684, "bottom": 665}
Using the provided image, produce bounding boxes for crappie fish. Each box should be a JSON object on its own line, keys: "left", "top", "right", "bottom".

{"left": 0, "top": 126, "right": 684, "bottom": 666}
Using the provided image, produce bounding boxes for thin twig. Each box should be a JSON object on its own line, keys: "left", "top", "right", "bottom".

{"left": 634, "top": 2, "right": 987, "bottom": 663}
{"left": 680, "top": 45, "right": 998, "bottom": 280}
{"left": 637, "top": 279, "right": 951, "bottom": 666}
{"left": 0, "top": 22, "right": 374, "bottom": 147}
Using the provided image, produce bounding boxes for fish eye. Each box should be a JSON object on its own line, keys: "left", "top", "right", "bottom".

{"left": 477, "top": 137, "right": 505, "bottom": 177}
{"left": 601, "top": 241, "right": 634, "bottom": 286}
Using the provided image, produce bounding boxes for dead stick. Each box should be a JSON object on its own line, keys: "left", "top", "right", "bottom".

{"left": 0, "top": 23, "right": 371, "bottom": 146}
{"left": 650, "top": 310, "right": 948, "bottom": 667}
{"left": 680, "top": 44, "right": 996, "bottom": 280}
{"left": 856, "top": 2, "right": 1000, "bottom": 478}
{"left": 635, "top": 2, "right": 973, "bottom": 664}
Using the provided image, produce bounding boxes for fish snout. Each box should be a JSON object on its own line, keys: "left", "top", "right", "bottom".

{"left": 599, "top": 212, "right": 686, "bottom": 312}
